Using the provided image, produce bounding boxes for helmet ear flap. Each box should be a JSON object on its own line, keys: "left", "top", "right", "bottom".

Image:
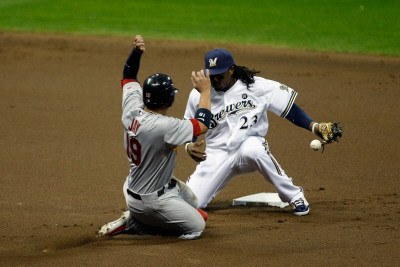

{"left": 143, "top": 73, "right": 179, "bottom": 109}
{"left": 164, "top": 89, "right": 177, "bottom": 108}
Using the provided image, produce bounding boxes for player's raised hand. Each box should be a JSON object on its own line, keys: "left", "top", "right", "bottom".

{"left": 134, "top": 35, "right": 145, "bottom": 54}
{"left": 191, "top": 69, "right": 211, "bottom": 93}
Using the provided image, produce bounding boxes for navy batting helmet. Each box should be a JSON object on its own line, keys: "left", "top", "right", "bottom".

{"left": 143, "top": 73, "right": 179, "bottom": 109}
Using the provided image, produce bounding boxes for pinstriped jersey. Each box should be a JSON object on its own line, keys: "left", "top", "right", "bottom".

{"left": 184, "top": 76, "right": 297, "bottom": 151}
{"left": 122, "top": 81, "right": 194, "bottom": 194}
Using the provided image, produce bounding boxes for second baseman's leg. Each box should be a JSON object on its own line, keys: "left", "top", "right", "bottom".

{"left": 186, "top": 149, "right": 237, "bottom": 209}
{"left": 174, "top": 177, "right": 198, "bottom": 208}
{"left": 187, "top": 136, "right": 304, "bottom": 208}
{"left": 235, "top": 136, "right": 303, "bottom": 203}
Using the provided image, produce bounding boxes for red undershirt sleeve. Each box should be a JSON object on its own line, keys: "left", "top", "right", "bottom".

{"left": 189, "top": 119, "right": 201, "bottom": 137}
{"left": 121, "top": 79, "right": 138, "bottom": 88}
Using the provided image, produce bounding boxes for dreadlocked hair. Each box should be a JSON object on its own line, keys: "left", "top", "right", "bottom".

{"left": 232, "top": 65, "right": 260, "bottom": 89}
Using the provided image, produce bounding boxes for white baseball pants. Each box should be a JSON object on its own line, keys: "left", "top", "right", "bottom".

{"left": 187, "top": 136, "right": 304, "bottom": 209}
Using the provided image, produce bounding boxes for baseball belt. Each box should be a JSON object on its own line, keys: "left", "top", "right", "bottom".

{"left": 127, "top": 179, "right": 177, "bottom": 200}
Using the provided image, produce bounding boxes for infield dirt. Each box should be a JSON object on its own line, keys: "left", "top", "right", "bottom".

{"left": 0, "top": 32, "right": 399, "bottom": 266}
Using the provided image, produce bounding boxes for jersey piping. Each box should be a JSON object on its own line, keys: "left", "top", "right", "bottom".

{"left": 280, "top": 90, "right": 298, "bottom": 118}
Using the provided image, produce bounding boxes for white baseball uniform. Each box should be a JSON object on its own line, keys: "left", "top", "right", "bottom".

{"left": 121, "top": 80, "right": 205, "bottom": 239}
{"left": 184, "top": 77, "right": 305, "bottom": 208}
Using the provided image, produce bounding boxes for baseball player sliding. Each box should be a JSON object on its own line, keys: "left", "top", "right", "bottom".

{"left": 184, "top": 48, "right": 342, "bottom": 215}
{"left": 97, "top": 35, "right": 211, "bottom": 239}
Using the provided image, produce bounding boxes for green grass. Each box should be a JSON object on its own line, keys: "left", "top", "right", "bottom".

{"left": 1, "top": 0, "right": 399, "bottom": 56}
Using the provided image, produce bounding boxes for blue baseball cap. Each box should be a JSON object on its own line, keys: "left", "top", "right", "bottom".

{"left": 204, "top": 49, "right": 235, "bottom": 75}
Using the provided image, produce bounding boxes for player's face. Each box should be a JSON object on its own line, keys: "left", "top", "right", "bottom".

{"left": 210, "top": 67, "right": 235, "bottom": 92}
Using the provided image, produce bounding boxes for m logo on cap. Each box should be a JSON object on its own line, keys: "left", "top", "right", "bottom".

{"left": 204, "top": 49, "right": 235, "bottom": 75}
{"left": 209, "top": 57, "right": 218, "bottom": 67}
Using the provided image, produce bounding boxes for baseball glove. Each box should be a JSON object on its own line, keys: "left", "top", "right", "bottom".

{"left": 318, "top": 122, "right": 342, "bottom": 143}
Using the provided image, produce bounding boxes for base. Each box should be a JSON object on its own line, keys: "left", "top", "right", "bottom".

{"left": 232, "top": 192, "right": 289, "bottom": 208}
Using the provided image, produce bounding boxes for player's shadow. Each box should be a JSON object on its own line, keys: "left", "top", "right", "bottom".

{"left": 97, "top": 234, "right": 192, "bottom": 246}
{"left": 205, "top": 200, "right": 290, "bottom": 214}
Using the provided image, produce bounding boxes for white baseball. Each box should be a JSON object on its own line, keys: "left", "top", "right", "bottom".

{"left": 310, "top": 139, "right": 322, "bottom": 151}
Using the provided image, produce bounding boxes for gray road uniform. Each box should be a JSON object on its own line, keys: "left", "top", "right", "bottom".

{"left": 121, "top": 80, "right": 205, "bottom": 239}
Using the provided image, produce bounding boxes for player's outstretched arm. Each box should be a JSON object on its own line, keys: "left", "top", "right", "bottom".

{"left": 285, "top": 103, "right": 313, "bottom": 130}
{"left": 285, "top": 104, "right": 342, "bottom": 143}
{"left": 191, "top": 69, "right": 211, "bottom": 134}
{"left": 185, "top": 69, "right": 211, "bottom": 162}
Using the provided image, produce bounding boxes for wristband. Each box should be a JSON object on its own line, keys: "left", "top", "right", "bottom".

{"left": 195, "top": 108, "right": 212, "bottom": 128}
{"left": 312, "top": 122, "right": 318, "bottom": 134}
{"left": 185, "top": 142, "right": 192, "bottom": 153}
